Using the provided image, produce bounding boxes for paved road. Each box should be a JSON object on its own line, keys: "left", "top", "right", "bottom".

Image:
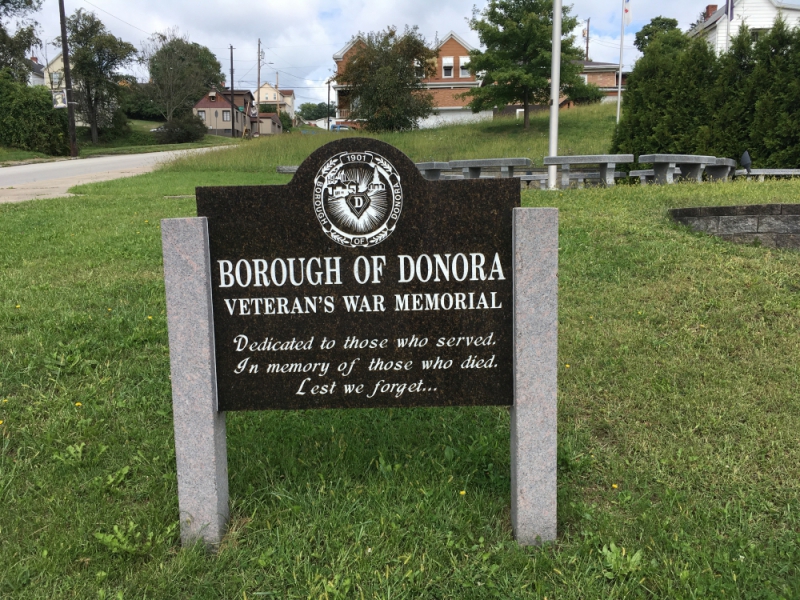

{"left": 0, "top": 147, "right": 222, "bottom": 203}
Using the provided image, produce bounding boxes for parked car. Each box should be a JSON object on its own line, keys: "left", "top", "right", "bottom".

{"left": 330, "top": 124, "right": 350, "bottom": 132}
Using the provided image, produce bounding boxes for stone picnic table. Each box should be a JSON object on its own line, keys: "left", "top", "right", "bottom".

{"left": 734, "top": 168, "right": 800, "bottom": 181}
{"left": 637, "top": 154, "right": 717, "bottom": 184}
{"left": 448, "top": 158, "right": 532, "bottom": 179}
{"left": 542, "top": 154, "right": 634, "bottom": 188}
{"left": 415, "top": 162, "right": 451, "bottom": 180}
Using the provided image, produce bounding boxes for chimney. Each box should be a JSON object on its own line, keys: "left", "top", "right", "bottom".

{"left": 30, "top": 56, "right": 38, "bottom": 63}
{"left": 705, "top": 4, "right": 718, "bottom": 20}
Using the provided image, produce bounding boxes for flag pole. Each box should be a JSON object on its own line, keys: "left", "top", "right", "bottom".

{"left": 616, "top": 0, "right": 625, "bottom": 124}
{"left": 547, "top": 0, "right": 563, "bottom": 190}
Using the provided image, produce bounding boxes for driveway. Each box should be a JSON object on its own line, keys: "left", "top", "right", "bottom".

{"left": 0, "top": 147, "right": 224, "bottom": 204}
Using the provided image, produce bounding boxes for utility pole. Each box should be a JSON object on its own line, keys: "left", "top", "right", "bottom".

{"left": 58, "top": 0, "right": 78, "bottom": 157}
{"left": 585, "top": 18, "right": 590, "bottom": 60}
{"left": 547, "top": 0, "right": 563, "bottom": 190}
{"left": 616, "top": 0, "right": 627, "bottom": 124}
{"left": 327, "top": 79, "right": 331, "bottom": 131}
{"left": 229, "top": 45, "right": 235, "bottom": 137}
{"left": 257, "top": 39, "right": 261, "bottom": 136}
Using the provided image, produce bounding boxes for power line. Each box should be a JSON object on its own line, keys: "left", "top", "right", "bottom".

{"left": 80, "top": 0, "right": 153, "bottom": 36}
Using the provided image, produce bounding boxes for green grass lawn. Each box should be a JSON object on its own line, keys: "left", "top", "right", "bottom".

{"left": 1, "top": 107, "right": 799, "bottom": 598}
{"left": 0, "top": 146, "right": 49, "bottom": 165}
{"left": 76, "top": 119, "right": 240, "bottom": 158}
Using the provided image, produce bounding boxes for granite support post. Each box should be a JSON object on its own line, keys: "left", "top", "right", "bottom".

{"left": 511, "top": 208, "right": 558, "bottom": 545}
{"left": 162, "top": 217, "right": 229, "bottom": 549}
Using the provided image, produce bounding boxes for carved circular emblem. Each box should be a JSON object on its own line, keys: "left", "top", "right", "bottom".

{"left": 313, "top": 150, "right": 403, "bottom": 247}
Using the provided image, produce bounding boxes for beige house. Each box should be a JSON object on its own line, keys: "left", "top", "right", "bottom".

{"left": 255, "top": 81, "right": 295, "bottom": 119}
{"left": 193, "top": 88, "right": 254, "bottom": 137}
{"left": 256, "top": 112, "right": 283, "bottom": 135}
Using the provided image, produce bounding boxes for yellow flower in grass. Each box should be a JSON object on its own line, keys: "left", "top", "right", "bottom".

{"left": 147, "top": 316, "right": 153, "bottom": 320}
{"left": 75, "top": 402, "right": 82, "bottom": 407}
{"left": 15, "top": 305, "right": 20, "bottom": 308}
{"left": 0, "top": 420, "right": 4, "bottom": 425}
{"left": 612, "top": 484, "right": 618, "bottom": 489}
{"left": 459, "top": 490, "right": 466, "bottom": 496}
{"left": 565, "top": 364, "right": 570, "bottom": 369}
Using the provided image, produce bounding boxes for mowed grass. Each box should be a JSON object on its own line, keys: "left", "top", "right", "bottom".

{"left": 168, "top": 102, "right": 617, "bottom": 174}
{"left": 1, "top": 107, "right": 799, "bottom": 598}
{"left": 0, "top": 146, "right": 49, "bottom": 165}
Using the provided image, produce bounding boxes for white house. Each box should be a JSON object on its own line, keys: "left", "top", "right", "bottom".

{"left": 689, "top": 1, "right": 800, "bottom": 53}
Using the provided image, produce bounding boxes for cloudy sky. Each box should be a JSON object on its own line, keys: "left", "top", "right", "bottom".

{"left": 30, "top": 0, "right": 705, "bottom": 106}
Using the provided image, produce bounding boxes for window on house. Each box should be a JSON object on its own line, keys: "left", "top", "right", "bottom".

{"left": 197, "top": 110, "right": 206, "bottom": 120}
{"left": 222, "top": 110, "right": 231, "bottom": 122}
{"left": 459, "top": 57, "right": 470, "bottom": 77}
{"left": 414, "top": 59, "right": 424, "bottom": 79}
{"left": 50, "top": 72, "right": 63, "bottom": 87}
{"left": 580, "top": 74, "right": 588, "bottom": 84}
{"left": 273, "top": 93, "right": 276, "bottom": 100}
{"left": 442, "top": 56, "right": 454, "bottom": 78}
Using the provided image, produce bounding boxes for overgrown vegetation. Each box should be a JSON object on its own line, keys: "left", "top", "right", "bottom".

{"left": 0, "top": 70, "right": 69, "bottom": 155}
{"left": 613, "top": 17, "right": 800, "bottom": 167}
{"left": 153, "top": 113, "right": 206, "bottom": 144}
{"left": 2, "top": 110, "right": 798, "bottom": 597}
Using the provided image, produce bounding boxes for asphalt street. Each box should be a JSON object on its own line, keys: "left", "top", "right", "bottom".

{"left": 0, "top": 147, "right": 222, "bottom": 203}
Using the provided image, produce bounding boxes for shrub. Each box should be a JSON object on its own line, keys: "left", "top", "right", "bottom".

{"left": 0, "top": 69, "right": 70, "bottom": 155}
{"left": 154, "top": 114, "right": 206, "bottom": 144}
{"left": 612, "top": 18, "right": 800, "bottom": 168}
{"left": 566, "top": 80, "right": 606, "bottom": 105}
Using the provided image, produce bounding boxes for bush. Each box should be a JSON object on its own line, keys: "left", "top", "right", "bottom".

{"left": 154, "top": 114, "right": 206, "bottom": 144}
{"left": 0, "top": 69, "right": 70, "bottom": 155}
{"left": 566, "top": 80, "right": 606, "bottom": 105}
{"left": 612, "top": 18, "right": 800, "bottom": 168}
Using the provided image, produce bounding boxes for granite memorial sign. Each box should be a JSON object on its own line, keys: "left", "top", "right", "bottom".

{"left": 162, "top": 138, "right": 557, "bottom": 549}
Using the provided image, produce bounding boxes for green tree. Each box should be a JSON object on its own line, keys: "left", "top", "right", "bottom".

{"left": 0, "top": 0, "right": 41, "bottom": 83}
{"left": 748, "top": 18, "right": 800, "bottom": 167}
{"left": 463, "top": 0, "right": 583, "bottom": 129}
{"left": 297, "top": 101, "right": 336, "bottom": 121}
{"left": 64, "top": 9, "right": 136, "bottom": 143}
{"left": 633, "top": 16, "right": 679, "bottom": 52}
{"left": 141, "top": 29, "right": 224, "bottom": 122}
{"left": 707, "top": 23, "right": 756, "bottom": 161}
{"left": 335, "top": 26, "right": 437, "bottom": 132}
{"left": 0, "top": 69, "right": 68, "bottom": 154}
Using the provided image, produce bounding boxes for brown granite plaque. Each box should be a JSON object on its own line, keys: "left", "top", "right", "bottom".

{"left": 196, "top": 138, "right": 518, "bottom": 411}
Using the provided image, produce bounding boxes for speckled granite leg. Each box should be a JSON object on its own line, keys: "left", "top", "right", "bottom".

{"left": 511, "top": 208, "right": 558, "bottom": 545}
{"left": 162, "top": 217, "right": 229, "bottom": 549}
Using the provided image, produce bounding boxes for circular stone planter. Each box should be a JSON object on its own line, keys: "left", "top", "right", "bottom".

{"left": 669, "top": 204, "right": 800, "bottom": 249}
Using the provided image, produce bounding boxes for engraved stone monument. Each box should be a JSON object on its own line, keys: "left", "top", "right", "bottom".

{"left": 161, "top": 138, "right": 557, "bottom": 548}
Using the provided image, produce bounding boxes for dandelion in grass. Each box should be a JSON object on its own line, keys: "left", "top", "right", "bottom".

{"left": 107, "top": 308, "right": 112, "bottom": 312}
{"left": 0, "top": 420, "right": 4, "bottom": 425}
{"left": 460, "top": 490, "right": 466, "bottom": 496}
{"left": 612, "top": 484, "right": 618, "bottom": 489}
{"left": 147, "top": 316, "right": 153, "bottom": 320}
{"left": 75, "top": 402, "right": 82, "bottom": 407}
{"left": 565, "top": 364, "right": 570, "bottom": 369}
{"left": 15, "top": 304, "right": 20, "bottom": 308}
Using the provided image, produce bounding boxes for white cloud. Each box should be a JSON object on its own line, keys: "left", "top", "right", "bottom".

{"left": 34, "top": 0, "right": 702, "bottom": 103}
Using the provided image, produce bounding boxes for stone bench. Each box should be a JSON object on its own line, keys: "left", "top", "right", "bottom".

{"left": 630, "top": 169, "right": 655, "bottom": 184}
{"left": 705, "top": 158, "right": 737, "bottom": 182}
{"left": 520, "top": 171, "right": 626, "bottom": 189}
{"left": 543, "top": 154, "right": 634, "bottom": 188}
{"left": 415, "top": 162, "right": 451, "bottom": 181}
{"left": 734, "top": 169, "right": 800, "bottom": 181}
{"left": 449, "top": 158, "right": 532, "bottom": 179}
{"left": 638, "top": 154, "right": 717, "bottom": 184}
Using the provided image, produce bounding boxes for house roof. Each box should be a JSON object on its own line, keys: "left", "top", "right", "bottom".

{"left": 333, "top": 36, "right": 365, "bottom": 61}
{"left": 335, "top": 30, "right": 476, "bottom": 60}
{"left": 435, "top": 31, "right": 475, "bottom": 52}
{"left": 258, "top": 112, "right": 282, "bottom": 125}
{"left": 278, "top": 89, "right": 294, "bottom": 97}
{"left": 25, "top": 58, "right": 44, "bottom": 76}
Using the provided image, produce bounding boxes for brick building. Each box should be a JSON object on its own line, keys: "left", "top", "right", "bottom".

{"left": 332, "top": 31, "right": 492, "bottom": 129}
